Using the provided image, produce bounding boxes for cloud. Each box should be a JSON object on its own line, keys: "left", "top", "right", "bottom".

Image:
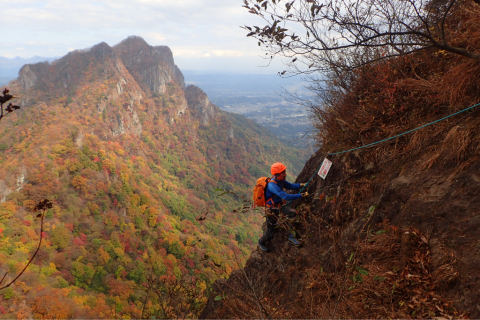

{"left": 211, "top": 50, "right": 249, "bottom": 57}
{"left": 0, "top": 0, "right": 283, "bottom": 73}
{"left": 172, "top": 47, "right": 252, "bottom": 58}
{"left": 143, "top": 33, "right": 167, "bottom": 43}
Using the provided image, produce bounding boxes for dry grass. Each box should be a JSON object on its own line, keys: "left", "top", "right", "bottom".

{"left": 432, "top": 262, "right": 459, "bottom": 288}
{"left": 209, "top": 224, "right": 466, "bottom": 319}
{"left": 417, "top": 151, "right": 442, "bottom": 172}
{"left": 439, "top": 126, "right": 472, "bottom": 163}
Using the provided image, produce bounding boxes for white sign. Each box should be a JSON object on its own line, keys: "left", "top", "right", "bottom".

{"left": 318, "top": 158, "right": 332, "bottom": 179}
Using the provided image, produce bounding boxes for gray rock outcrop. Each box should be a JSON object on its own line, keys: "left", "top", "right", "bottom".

{"left": 184, "top": 85, "right": 218, "bottom": 125}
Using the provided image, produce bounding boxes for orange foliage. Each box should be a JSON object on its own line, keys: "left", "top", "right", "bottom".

{"left": 23, "top": 200, "right": 37, "bottom": 211}
{"left": 30, "top": 288, "right": 74, "bottom": 319}
{"left": 71, "top": 175, "right": 89, "bottom": 193}
{"left": 106, "top": 277, "right": 134, "bottom": 300}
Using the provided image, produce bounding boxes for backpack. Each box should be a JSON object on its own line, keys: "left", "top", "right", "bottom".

{"left": 253, "top": 177, "right": 277, "bottom": 208}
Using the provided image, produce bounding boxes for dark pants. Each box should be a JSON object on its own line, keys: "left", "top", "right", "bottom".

{"left": 258, "top": 206, "right": 295, "bottom": 245}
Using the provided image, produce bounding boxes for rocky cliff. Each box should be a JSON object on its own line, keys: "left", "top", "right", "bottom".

{"left": 114, "top": 36, "right": 185, "bottom": 94}
{"left": 185, "top": 85, "right": 218, "bottom": 126}
{"left": 13, "top": 37, "right": 209, "bottom": 140}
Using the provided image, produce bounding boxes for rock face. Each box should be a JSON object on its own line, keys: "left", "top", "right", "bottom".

{"left": 0, "top": 180, "right": 11, "bottom": 203}
{"left": 0, "top": 166, "right": 27, "bottom": 203}
{"left": 154, "top": 45, "right": 185, "bottom": 89}
{"left": 18, "top": 65, "right": 37, "bottom": 90}
{"left": 16, "top": 166, "right": 27, "bottom": 191}
{"left": 111, "top": 100, "right": 143, "bottom": 137}
{"left": 185, "top": 85, "right": 218, "bottom": 125}
{"left": 114, "top": 36, "right": 185, "bottom": 94}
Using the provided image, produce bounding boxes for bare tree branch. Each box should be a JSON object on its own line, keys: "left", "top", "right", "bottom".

{"left": 242, "top": 0, "right": 478, "bottom": 76}
{"left": 0, "top": 88, "right": 21, "bottom": 122}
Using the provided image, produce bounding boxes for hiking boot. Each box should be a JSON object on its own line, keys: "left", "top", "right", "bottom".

{"left": 288, "top": 234, "right": 301, "bottom": 246}
{"left": 258, "top": 241, "right": 270, "bottom": 252}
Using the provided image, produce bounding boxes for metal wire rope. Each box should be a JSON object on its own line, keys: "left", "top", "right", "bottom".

{"left": 291, "top": 101, "right": 480, "bottom": 200}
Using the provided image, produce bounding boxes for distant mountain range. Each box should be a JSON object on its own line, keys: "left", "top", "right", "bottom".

{"left": 0, "top": 56, "right": 58, "bottom": 84}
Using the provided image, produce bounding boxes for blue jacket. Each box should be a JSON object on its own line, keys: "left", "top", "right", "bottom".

{"left": 265, "top": 178, "right": 301, "bottom": 207}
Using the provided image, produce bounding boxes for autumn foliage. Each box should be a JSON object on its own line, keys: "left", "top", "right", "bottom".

{"left": 0, "top": 37, "right": 309, "bottom": 318}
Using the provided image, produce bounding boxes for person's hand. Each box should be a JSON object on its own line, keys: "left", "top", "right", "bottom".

{"left": 301, "top": 191, "right": 309, "bottom": 197}
{"left": 300, "top": 183, "right": 306, "bottom": 187}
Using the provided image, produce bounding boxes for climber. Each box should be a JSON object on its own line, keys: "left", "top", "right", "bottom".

{"left": 258, "top": 162, "right": 308, "bottom": 252}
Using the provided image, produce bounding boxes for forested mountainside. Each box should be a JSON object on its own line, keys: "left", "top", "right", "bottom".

{"left": 0, "top": 36, "right": 309, "bottom": 318}
{"left": 201, "top": 1, "right": 480, "bottom": 319}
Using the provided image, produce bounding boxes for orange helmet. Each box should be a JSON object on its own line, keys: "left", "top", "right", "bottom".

{"left": 271, "top": 162, "right": 287, "bottom": 175}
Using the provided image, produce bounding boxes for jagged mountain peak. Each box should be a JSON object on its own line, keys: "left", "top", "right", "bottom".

{"left": 15, "top": 36, "right": 184, "bottom": 96}
{"left": 7, "top": 37, "right": 244, "bottom": 139}
{"left": 113, "top": 36, "right": 151, "bottom": 58}
{"left": 17, "top": 40, "right": 117, "bottom": 92}
{"left": 86, "top": 41, "right": 115, "bottom": 60}
{"left": 115, "top": 35, "right": 150, "bottom": 48}
{"left": 113, "top": 36, "right": 185, "bottom": 92}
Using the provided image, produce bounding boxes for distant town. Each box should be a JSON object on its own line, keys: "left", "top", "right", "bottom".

{"left": 221, "top": 99, "right": 312, "bottom": 148}
{"left": 184, "top": 71, "right": 316, "bottom": 149}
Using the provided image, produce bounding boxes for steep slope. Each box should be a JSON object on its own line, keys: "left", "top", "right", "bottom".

{"left": 200, "top": 2, "right": 480, "bottom": 318}
{"left": 0, "top": 36, "right": 309, "bottom": 318}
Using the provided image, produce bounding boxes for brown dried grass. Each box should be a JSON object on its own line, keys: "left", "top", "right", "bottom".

{"left": 213, "top": 224, "right": 465, "bottom": 319}
{"left": 439, "top": 126, "right": 472, "bottom": 164}
{"left": 418, "top": 151, "right": 442, "bottom": 172}
{"left": 339, "top": 226, "right": 464, "bottom": 319}
{"left": 432, "top": 262, "right": 459, "bottom": 288}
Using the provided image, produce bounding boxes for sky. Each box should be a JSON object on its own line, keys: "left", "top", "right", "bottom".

{"left": 1, "top": 0, "right": 288, "bottom": 74}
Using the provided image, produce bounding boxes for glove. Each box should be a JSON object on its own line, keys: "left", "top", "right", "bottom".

{"left": 301, "top": 191, "right": 309, "bottom": 197}
{"left": 300, "top": 183, "right": 306, "bottom": 187}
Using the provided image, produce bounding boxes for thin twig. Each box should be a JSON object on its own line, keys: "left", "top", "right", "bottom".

{"left": 0, "top": 208, "right": 46, "bottom": 291}
{"left": 0, "top": 272, "right": 7, "bottom": 287}
{"left": 140, "top": 288, "right": 150, "bottom": 319}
